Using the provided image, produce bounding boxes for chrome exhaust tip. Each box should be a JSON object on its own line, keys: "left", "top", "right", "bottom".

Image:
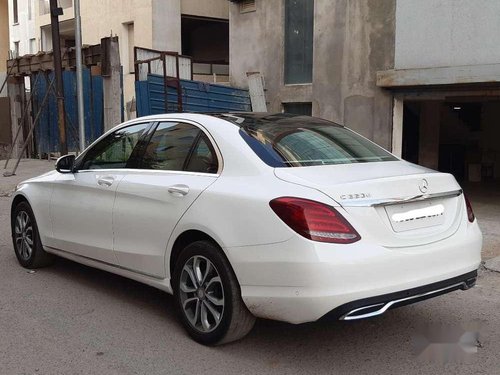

{"left": 340, "top": 281, "right": 469, "bottom": 321}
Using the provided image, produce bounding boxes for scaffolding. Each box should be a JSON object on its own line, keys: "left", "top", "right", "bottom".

{"left": 2, "top": 37, "right": 120, "bottom": 177}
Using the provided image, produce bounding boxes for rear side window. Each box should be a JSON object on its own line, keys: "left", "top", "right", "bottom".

{"left": 185, "top": 135, "right": 219, "bottom": 174}
{"left": 141, "top": 122, "right": 218, "bottom": 173}
{"left": 141, "top": 122, "right": 199, "bottom": 171}
{"left": 241, "top": 119, "right": 397, "bottom": 167}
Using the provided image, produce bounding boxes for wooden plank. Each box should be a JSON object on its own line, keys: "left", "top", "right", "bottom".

{"left": 246, "top": 72, "right": 267, "bottom": 112}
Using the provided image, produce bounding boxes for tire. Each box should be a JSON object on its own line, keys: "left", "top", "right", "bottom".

{"left": 173, "top": 240, "right": 256, "bottom": 345}
{"left": 11, "top": 201, "right": 54, "bottom": 269}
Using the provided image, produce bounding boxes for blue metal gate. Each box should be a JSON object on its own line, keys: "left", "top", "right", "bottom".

{"left": 31, "top": 69, "right": 104, "bottom": 155}
{"left": 135, "top": 74, "right": 252, "bottom": 116}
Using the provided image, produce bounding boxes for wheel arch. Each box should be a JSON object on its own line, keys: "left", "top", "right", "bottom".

{"left": 169, "top": 229, "right": 231, "bottom": 280}
{"left": 11, "top": 193, "right": 31, "bottom": 223}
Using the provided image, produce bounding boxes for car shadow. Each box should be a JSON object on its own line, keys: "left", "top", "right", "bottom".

{"left": 40, "top": 256, "right": 484, "bottom": 373}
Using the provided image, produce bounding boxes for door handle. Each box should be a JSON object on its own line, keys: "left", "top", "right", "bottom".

{"left": 168, "top": 184, "right": 189, "bottom": 197}
{"left": 97, "top": 176, "right": 115, "bottom": 187}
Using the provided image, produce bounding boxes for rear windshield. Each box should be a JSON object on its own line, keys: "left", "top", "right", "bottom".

{"left": 238, "top": 116, "right": 397, "bottom": 167}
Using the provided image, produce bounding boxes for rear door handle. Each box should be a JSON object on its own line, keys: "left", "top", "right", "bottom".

{"left": 168, "top": 184, "right": 189, "bottom": 197}
{"left": 97, "top": 176, "right": 115, "bottom": 187}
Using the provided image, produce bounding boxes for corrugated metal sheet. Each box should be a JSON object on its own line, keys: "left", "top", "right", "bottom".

{"left": 32, "top": 69, "right": 104, "bottom": 155}
{"left": 135, "top": 74, "right": 252, "bottom": 116}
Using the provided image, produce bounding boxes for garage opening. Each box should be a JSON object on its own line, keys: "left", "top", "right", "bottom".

{"left": 401, "top": 98, "right": 500, "bottom": 258}
{"left": 402, "top": 99, "right": 500, "bottom": 183}
{"left": 181, "top": 16, "right": 229, "bottom": 83}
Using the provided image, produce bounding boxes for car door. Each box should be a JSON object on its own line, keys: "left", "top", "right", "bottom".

{"left": 49, "top": 122, "right": 152, "bottom": 263}
{"left": 112, "top": 121, "right": 220, "bottom": 278}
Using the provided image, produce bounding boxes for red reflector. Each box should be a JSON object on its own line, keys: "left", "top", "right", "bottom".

{"left": 464, "top": 194, "right": 475, "bottom": 223}
{"left": 269, "top": 197, "right": 361, "bottom": 244}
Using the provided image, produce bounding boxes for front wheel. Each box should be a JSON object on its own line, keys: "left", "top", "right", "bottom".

{"left": 11, "top": 201, "right": 54, "bottom": 268}
{"left": 173, "top": 240, "right": 255, "bottom": 345}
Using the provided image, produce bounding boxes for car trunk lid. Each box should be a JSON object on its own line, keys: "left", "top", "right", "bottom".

{"left": 274, "top": 161, "right": 464, "bottom": 247}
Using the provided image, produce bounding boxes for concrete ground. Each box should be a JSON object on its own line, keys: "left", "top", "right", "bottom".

{"left": 0, "top": 159, "right": 499, "bottom": 375}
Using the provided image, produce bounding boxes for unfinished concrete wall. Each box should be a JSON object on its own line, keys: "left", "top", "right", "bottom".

{"left": 181, "top": 0, "right": 229, "bottom": 19}
{"left": 152, "top": 0, "right": 182, "bottom": 53}
{"left": 229, "top": 0, "right": 396, "bottom": 149}
{"left": 480, "top": 103, "right": 500, "bottom": 180}
{"left": 395, "top": 0, "right": 500, "bottom": 69}
{"left": 418, "top": 101, "right": 441, "bottom": 170}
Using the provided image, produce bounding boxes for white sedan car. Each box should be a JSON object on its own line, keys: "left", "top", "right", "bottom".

{"left": 11, "top": 113, "right": 482, "bottom": 345}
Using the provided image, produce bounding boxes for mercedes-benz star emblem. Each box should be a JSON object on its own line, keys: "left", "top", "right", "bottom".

{"left": 419, "top": 179, "right": 429, "bottom": 194}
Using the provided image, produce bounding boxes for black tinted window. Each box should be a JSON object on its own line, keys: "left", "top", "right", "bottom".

{"left": 235, "top": 115, "right": 397, "bottom": 167}
{"left": 80, "top": 123, "right": 147, "bottom": 170}
{"left": 141, "top": 122, "right": 200, "bottom": 171}
{"left": 185, "top": 135, "right": 219, "bottom": 174}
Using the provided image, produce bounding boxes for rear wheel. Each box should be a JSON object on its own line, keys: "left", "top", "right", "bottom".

{"left": 11, "top": 201, "right": 54, "bottom": 268}
{"left": 173, "top": 240, "right": 255, "bottom": 345}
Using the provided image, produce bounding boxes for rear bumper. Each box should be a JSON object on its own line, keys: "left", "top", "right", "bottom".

{"left": 324, "top": 270, "right": 477, "bottom": 321}
{"left": 226, "top": 220, "right": 482, "bottom": 324}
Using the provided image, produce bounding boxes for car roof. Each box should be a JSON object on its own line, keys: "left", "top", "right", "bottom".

{"left": 124, "top": 112, "right": 343, "bottom": 130}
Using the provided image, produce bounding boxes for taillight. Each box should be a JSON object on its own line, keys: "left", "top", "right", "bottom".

{"left": 464, "top": 194, "right": 475, "bottom": 223}
{"left": 269, "top": 197, "right": 360, "bottom": 244}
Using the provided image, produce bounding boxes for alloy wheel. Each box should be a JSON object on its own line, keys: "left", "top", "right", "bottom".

{"left": 14, "top": 211, "right": 34, "bottom": 261}
{"left": 179, "top": 255, "right": 225, "bottom": 333}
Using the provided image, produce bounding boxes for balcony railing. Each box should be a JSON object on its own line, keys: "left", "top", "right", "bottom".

{"left": 39, "top": 0, "right": 73, "bottom": 16}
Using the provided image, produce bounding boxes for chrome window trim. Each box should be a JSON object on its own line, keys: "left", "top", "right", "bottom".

{"left": 76, "top": 168, "right": 220, "bottom": 178}
{"left": 77, "top": 117, "right": 224, "bottom": 175}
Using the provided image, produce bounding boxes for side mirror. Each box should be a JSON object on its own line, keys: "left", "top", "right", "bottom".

{"left": 55, "top": 154, "right": 76, "bottom": 173}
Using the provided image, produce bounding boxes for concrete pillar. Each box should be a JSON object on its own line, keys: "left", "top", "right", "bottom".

{"left": 151, "top": 0, "right": 182, "bottom": 53}
{"left": 418, "top": 101, "right": 441, "bottom": 170}
{"left": 102, "top": 37, "right": 123, "bottom": 131}
{"left": 391, "top": 96, "right": 404, "bottom": 157}
{"left": 7, "top": 78, "right": 25, "bottom": 159}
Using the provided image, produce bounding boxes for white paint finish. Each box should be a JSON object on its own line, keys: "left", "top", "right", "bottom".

{"left": 48, "top": 171, "right": 126, "bottom": 264}
{"left": 113, "top": 170, "right": 217, "bottom": 278}
{"left": 12, "top": 113, "right": 482, "bottom": 326}
{"left": 236, "top": 219, "right": 480, "bottom": 323}
{"left": 395, "top": 0, "right": 500, "bottom": 69}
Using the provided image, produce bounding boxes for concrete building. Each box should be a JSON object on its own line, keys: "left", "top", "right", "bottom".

{"left": 7, "top": 0, "right": 37, "bottom": 58}
{"left": 1, "top": 0, "right": 9, "bottom": 87}
{"left": 74, "top": 0, "right": 229, "bottom": 118}
{"left": 380, "top": 0, "right": 500, "bottom": 183}
{"left": 229, "top": 0, "right": 500, "bottom": 184}
{"left": 8, "top": 0, "right": 229, "bottom": 119}
{"left": 1, "top": 0, "right": 11, "bottom": 157}
{"left": 229, "top": 0, "right": 395, "bottom": 149}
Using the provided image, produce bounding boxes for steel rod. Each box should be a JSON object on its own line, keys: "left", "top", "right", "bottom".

{"left": 74, "top": 0, "right": 85, "bottom": 152}
{"left": 4, "top": 78, "right": 55, "bottom": 177}
{"left": 3, "top": 73, "right": 42, "bottom": 169}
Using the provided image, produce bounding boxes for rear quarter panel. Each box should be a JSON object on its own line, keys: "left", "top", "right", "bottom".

{"left": 165, "top": 170, "right": 339, "bottom": 278}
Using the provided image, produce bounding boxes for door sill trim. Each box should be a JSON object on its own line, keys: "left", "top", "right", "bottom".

{"left": 44, "top": 246, "right": 165, "bottom": 280}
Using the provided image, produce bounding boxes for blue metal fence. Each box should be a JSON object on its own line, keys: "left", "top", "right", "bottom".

{"left": 135, "top": 74, "right": 251, "bottom": 116}
{"left": 32, "top": 69, "right": 104, "bottom": 155}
